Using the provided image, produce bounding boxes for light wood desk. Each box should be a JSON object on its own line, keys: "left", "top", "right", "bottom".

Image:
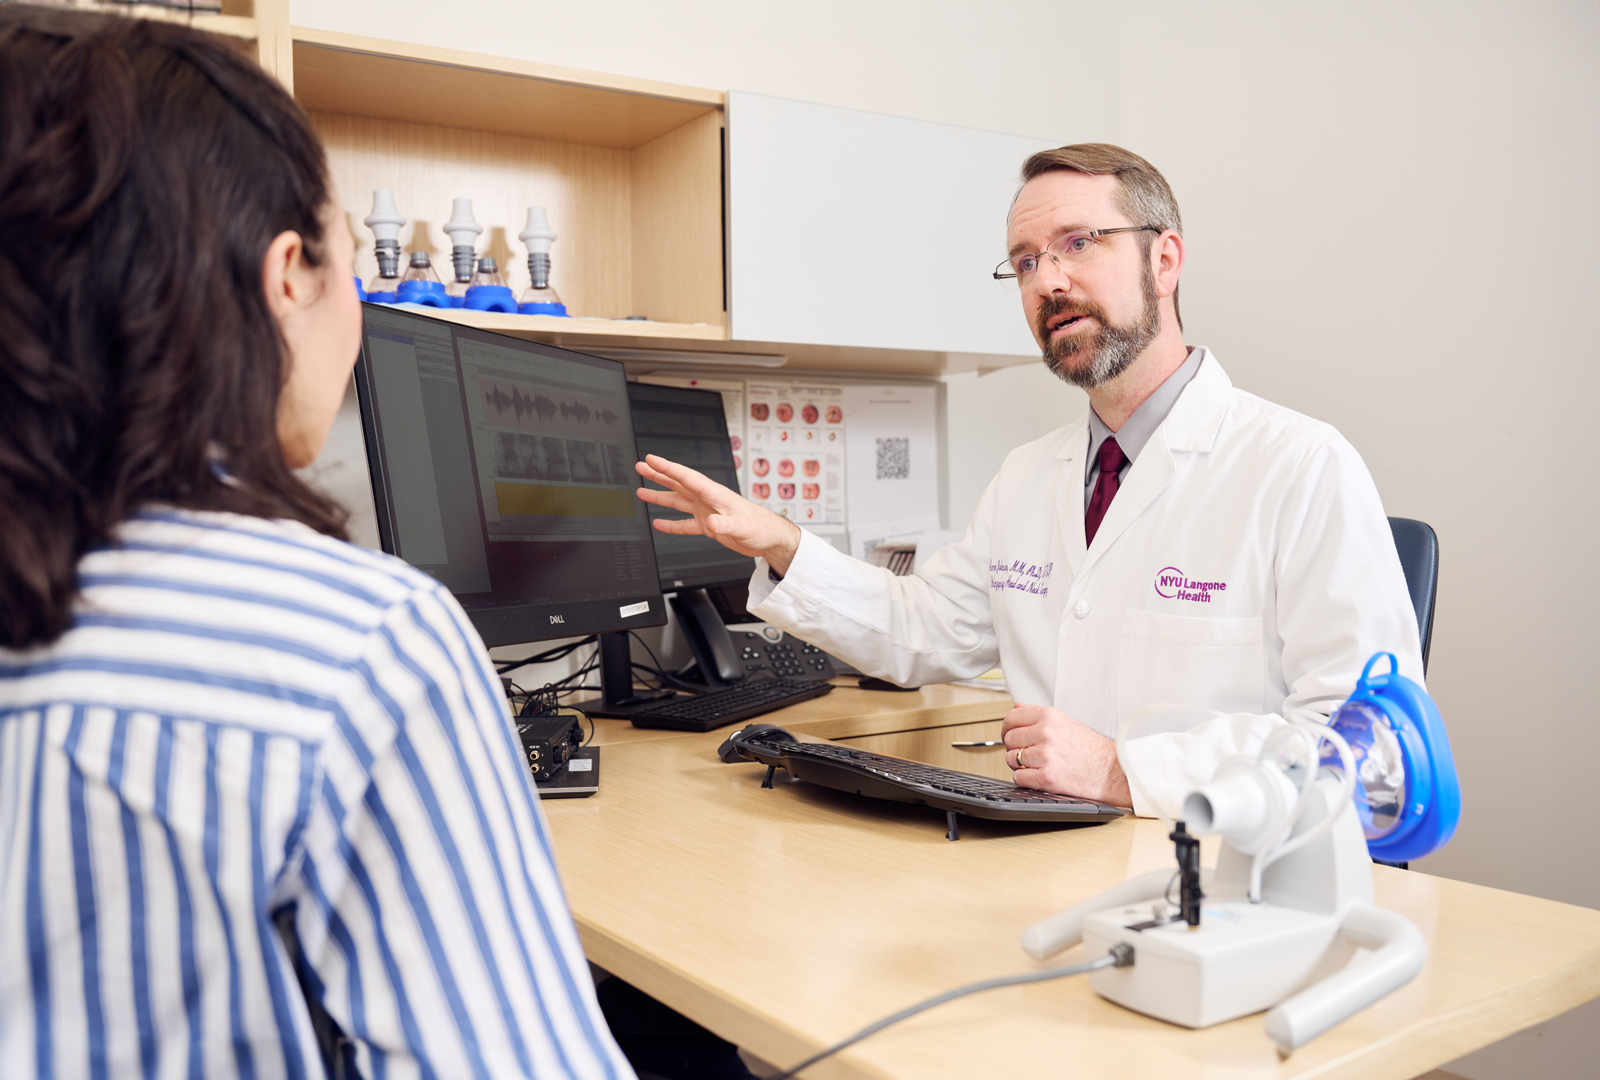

{"left": 577, "top": 680, "right": 1014, "bottom": 758}
{"left": 543, "top": 700, "right": 1600, "bottom": 1080}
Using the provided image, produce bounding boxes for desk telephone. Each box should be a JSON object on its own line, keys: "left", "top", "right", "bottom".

{"left": 670, "top": 587, "right": 845, "bottom": 689}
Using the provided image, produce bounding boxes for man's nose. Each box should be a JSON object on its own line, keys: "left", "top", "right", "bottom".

{"left": 1027, "top": 253, "right": 1074, "bottom": 298}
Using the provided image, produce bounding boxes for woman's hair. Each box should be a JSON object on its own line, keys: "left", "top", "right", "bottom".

{"left": 0, "top": 5, "right": 350, "bottom": 649}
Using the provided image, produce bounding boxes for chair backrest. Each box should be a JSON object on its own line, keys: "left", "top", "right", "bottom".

{"left": 1387, "top": 517, "right": 1438, "bottom": 674}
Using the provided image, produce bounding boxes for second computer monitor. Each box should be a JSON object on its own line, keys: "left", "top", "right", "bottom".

{"left": 627, "top": 382, "right": 759, "bottom": 592}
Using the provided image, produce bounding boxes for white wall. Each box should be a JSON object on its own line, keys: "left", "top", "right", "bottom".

{"left": 1112, "top": 6, "right": 1600, "bottom": 1073}
{"left": 294, "top": 3, "right": 1600, "bottom": 1075}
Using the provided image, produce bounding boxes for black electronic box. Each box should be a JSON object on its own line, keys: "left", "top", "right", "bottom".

{"left": 516, "top": 714, "right": 583, "bottom": 783}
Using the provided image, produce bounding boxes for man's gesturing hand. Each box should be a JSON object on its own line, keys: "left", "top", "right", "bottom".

{"left": 1002, "top": 703, "right": 1133, "bottom": 808}
{"left": 635, "top": 454, "right": 804, "bottom": 575}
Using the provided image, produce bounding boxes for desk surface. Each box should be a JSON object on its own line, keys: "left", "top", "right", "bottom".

{"left": 573, "top": 679, "right": 1013, "bottom": 747}
{"left": 543, "top": 720, "right": 1600, "bottom": 1080}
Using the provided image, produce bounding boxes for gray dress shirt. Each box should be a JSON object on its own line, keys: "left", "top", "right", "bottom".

{"left": 1084, "top": 346, "right": 1205, "bottom": 510}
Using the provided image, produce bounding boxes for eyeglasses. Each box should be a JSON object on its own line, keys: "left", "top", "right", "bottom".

{"left": 993, "top": 226, "right": 1161, "bottom": 289}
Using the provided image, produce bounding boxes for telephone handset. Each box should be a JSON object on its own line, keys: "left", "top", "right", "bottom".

{"left": 670, "top": 587, "right": 841, "bottom": 688}
{"left": 669, "top": 588, "right": 744, "bottom": 688}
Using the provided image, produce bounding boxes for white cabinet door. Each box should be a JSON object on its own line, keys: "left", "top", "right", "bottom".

{"left": 726, "top": 91, "right": 1053, "bottom": 356}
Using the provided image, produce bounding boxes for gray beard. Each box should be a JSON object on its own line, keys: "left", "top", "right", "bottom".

{"left": 1043, "top": 264, "right": 1162, "bottom": 390}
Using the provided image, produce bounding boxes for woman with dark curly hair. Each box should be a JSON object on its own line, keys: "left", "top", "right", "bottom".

{"left": 0, "top": 8, "right": 632, "bottom": 1078}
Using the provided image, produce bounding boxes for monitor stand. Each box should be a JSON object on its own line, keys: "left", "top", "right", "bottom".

{"left": 585, "top": 631, "right": 676, "bottom": 718}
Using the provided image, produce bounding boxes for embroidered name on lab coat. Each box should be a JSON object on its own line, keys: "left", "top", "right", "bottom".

{"left": 990, "top": 559, "right": 1053, "bottom": 597}
{"left": 1154, "top": 566, "right": 1227, "bottom": 603}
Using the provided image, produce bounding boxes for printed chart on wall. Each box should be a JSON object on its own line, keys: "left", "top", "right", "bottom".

{"left": 746, "top": 380, "right": 847, "bottom": 529}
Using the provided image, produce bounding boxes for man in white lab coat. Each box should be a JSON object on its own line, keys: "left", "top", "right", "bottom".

{"left": 635, "top": 143, "right": 1423, "bottom": 817}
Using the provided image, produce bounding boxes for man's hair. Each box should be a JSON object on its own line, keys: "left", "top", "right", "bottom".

{"left": 0, "top": 5, "right": 348, "bottom": 648}
{"left": 1019, "top": 143, "right": 1183, "bottom": 329}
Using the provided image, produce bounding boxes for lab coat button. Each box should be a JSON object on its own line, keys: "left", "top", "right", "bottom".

{"left": 1073, "top": 601, "right": 1091, "bottom": 619}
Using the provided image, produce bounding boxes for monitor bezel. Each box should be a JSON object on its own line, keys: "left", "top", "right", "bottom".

{"left": 352, "top": 303, "right": 667, "bottom": 648}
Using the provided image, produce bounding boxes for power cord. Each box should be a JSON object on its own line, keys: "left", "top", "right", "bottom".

{"left": 768, "top": 943, "right": 1134, "bottom": 1079}
{"left": 497, "top": 635, "right": 598, "bottom": 677}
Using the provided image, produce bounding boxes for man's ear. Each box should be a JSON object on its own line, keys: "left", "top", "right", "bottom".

{"left": 1153, "top": 229, "right": 1185, "bottom": 300}
{"left": 261, "top": 229, "right": 308, "bottom": 320}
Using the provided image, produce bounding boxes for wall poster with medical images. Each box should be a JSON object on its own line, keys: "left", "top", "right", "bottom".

{"left": 746, "top": 380, "right": 847, "bottom": 530}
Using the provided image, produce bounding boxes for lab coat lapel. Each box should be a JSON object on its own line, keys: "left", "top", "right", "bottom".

{"left": 1077, "top": 353, "right": 1234, "bottom": 576}
{"left": 1055, "top": 420, "right": 1090, "bottom": 580}
{"left": 1080, "top": 428, "right": 1175, "bottom": 576}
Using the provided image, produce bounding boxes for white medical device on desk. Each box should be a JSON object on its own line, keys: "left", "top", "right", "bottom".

{"left": 1021, "top": 653, "right": 1461, "bottom": 1053}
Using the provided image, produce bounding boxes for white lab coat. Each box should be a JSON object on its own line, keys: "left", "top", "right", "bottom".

{"left": 747, "top": 350, "right": 1424, "bottom": 817}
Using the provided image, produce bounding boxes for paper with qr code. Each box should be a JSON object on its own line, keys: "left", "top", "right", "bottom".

{"left": 842, "top": 384, "right": 940, "bottom": 533}
{"left": 745, "top": 380, "right": 847, "bottom": 528}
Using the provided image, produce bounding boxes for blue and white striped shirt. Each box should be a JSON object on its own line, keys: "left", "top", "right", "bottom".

{"left": 0, "top": 508, "right": 635, "bottom": 1080}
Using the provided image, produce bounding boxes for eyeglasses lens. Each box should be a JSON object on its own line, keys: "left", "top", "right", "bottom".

{"left": 997, "top": 233, "right": 1099, "bottom": 289}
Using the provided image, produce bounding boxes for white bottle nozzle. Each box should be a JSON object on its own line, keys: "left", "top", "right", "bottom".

{"left": 519, "top": 206, "right": 557, "bottom": 255}
{"left": 363, "top": 189, "right": 405, "bottom": 243}
{"left": 444, "top": 197, "right": 484, "bottom": 283}
{"left": 443, "top": 197, "right": 483, "bottom": 248}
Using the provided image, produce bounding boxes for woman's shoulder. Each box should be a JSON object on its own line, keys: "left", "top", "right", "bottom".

{"left": 103, "top": 506, "right": 446, "bottom": 635}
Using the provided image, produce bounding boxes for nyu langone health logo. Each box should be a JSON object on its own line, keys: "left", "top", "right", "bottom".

{"left": 1155, "top": 567, "right": 1227, "bottom": 603}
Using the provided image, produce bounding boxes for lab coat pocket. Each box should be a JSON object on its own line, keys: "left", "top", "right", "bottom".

{"left": 1118, "top": 610, "right": 1265, "bottom": 726}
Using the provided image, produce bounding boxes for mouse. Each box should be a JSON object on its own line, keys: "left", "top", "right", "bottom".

{"left": 857, "top": 676, "right": 921, "bottom": 693}
{"left": 716, "top": 722, "right": 795, "bottom": 763}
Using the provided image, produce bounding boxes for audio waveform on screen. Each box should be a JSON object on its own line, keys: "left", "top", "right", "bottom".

{"left": 481, "top": 381, "right": 621, "bottom": 431}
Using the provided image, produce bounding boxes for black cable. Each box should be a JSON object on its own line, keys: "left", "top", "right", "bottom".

{"left": 628, "top": 631, "right": 670, "bottom": 680}
{"left": 768, "top": 944, "right": 1134, "bottom": 1080}
{"left": 496, "top": 635, "right": 598, "bottom": 676}
{"left": 628, "top": 662, "right": 710, "bottom": 695}
{"left": 629, "top": 662, "right": 663, "bottom": 692}
{"left": 558, "top": 704, "right": 596, "bottom": 746}
{"left": 626, "top": 630, "right": 724, "bottom": 694}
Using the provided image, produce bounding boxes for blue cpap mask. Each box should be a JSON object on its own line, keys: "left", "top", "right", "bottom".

{"left": 1321, "top": 652, "right": 1461, "bottom": 863}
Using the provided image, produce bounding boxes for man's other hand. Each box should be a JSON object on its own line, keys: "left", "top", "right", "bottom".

{"left": 1002, "top": 703, "right": 1133, "bottom": 808}
{"left": 635, "top": 454, "right": 804, "bottom": 575}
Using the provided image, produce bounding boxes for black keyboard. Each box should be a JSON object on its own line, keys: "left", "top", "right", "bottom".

{"left": 719, "top": 725, "right": 1126, "bottom": 838}
{"left": 622, "top": 679, "right": 834, "bottom": 732}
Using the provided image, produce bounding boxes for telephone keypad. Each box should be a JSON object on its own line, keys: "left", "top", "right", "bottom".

{"left": 737, "top": 632, "right": 837, "bottom": 681}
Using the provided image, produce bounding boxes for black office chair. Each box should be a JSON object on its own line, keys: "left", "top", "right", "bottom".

{"left": 1376, "top": 517, "right": 1438, "bottom": 872}
{"left": 1387, "top": 517, "right": 1438, "bottom": 675}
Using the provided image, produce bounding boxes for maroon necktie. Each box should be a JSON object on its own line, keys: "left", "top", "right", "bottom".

{"left": 1084, "top": 436, "right": 1128, "bottom": 546}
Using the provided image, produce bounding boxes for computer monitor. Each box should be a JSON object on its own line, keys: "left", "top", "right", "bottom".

{"left": 352, "top": 303, "right": 667, "bottom": 649}
{"left": 626, "top": 382, "right": 759, "bottom": 592}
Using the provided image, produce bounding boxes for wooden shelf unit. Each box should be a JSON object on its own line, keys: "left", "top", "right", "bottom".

{"left": 288, "top": 28, "right": 728, "bottom": 340}
{"left": 217, "top": 7, "right": 1039, "bottom": 376}
{"left": 60, "top": 0, "right": 282, "bottom": 71}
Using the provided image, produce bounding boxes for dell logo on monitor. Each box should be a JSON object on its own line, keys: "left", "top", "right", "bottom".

{"left": 549, "top": 614, "right": 566, "bottom": 624}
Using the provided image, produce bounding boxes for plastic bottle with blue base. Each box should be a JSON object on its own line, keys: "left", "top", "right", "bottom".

{"left": 464, "top": 257, "right": 517, "bottom": 313}
{"left": 395, "top": 252, "right": 449, "bottom": 307}
{"left": 518, "top": 206, "right": 568, "bottom": 316}
{"left": 354, "top": 276, "right": 367, "bottom": 302}
{"left": 443, "top": 198, "right": 482, "bottom": 309}
{"left": 363, "top": 189, "right": 405, "bottom": 303}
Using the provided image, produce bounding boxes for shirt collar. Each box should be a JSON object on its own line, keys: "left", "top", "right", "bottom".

{"left": 1087, "top": 346, "right": 1206, "bottom": 466}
